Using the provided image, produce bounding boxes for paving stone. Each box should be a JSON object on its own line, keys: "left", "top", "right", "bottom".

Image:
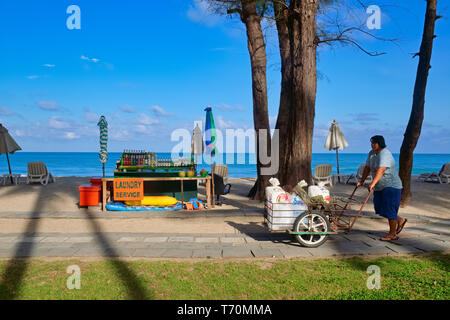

{"left": 362, "top": 246, "right": 395, "bottom": 256}
{"left": 0, "top": 237, "right": 18, "bottom": 243}
{"left": 41, "top": 237, "right": 68, "bottom": 243}
{"left": 309, "top": 242, "right": 366, "bottom": 257}
{"left": 192, "top": 249, "right": 222, "bottom": 258}
{"left": 144, "top": 237, "right": 168, "bottom": 243}
{"left": 343, "top": 234, "right": 377, "bottom": 242}
{"left": 65, "top": 237, "right": 94, "bottom": 243}
{"left": 251, "top": 248, "right": 284, "bottom": 258}
{"left": 222, "top": 247, "right": 253, "bottom": 258}
{"left": 39, "top": 248, "right": 79, "bottom": 257}
{"left": 427, "top": 235, "right": 450, "bottom": 243}
{"left": 394, "top": 238, "right": 449, "bottom": 251}
{"left": 0, "top": 240, "right": 17, "bottom": 247}
{"left": 121, "top": 243, "right": 152, "bottom": 249}
{"left": 117, "top": 237, "right": 143, "bottom": 243}
{"left": 220, "top": 237, "right": 246, "bottom": 244}
{"left": 161, "top": 249, "right": 193, "bottom": 258}
{"left": 168, "top": 236, "right": 195, "bottom": 242}
{"left": 244, "top": 237, "right": 274, "bottom": 245}
{"left": 362, "top": 238, "right": 387, "bottom": 247}
{"left": 279, "top": 247, "right": 313, "bottom": 258}
{"left": 385, "top": 243, "right": 424, "bottom": 254}
{"left": 17, "top": 237, "right": 45, "bottom": 243}
{"left": 195, "top": 237, "right": 219, "bottom": 243}
{"left": 0, "top": 249, "right": 16, "bottom": 257}
{"left": 35, "top": 242, "right": 74, "bottom": 249}
{"left": 73, "top": 246, "right": 134, "bottom": 257}
{"left": 133, "top": 248, "right": 167, "bottom": 257}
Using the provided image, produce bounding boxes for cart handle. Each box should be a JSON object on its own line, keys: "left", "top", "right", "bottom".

{"left": 348, "top": 184, "right": 374, "bottom": 201}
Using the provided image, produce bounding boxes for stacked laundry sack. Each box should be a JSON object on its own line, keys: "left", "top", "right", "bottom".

{"left": 265, "top": 178, "right": 308, "bottom": 231}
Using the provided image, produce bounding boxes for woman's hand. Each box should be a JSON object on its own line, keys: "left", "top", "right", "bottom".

{"left": 368, "top": 183, "right": 375, "bottom": 192}
{"left": 356, "top": 181, "right": 363, "bottom": 188}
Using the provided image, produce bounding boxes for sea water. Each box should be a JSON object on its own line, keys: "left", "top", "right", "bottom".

{"left": 0, "top": 152, "right": 448, "bottom": 178}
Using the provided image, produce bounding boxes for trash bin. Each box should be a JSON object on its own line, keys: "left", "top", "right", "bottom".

{"left": 79, "top": 184, "right": 101, "bottom": 206}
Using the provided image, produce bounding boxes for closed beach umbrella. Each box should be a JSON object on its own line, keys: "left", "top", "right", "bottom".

{"left": 324, "top": 120, "right": 348, "bottom": 181}
{"left": 191, "top": 124, "right": 204, "bottom": 158}
{"left": 204, "top": 106, "right": 216, "bottom": 207}
{"left": 0, "top": 123, "right": 22, "bottom": 183}
{"left": 97, "top": 116, "right": 108, "bottom": 177}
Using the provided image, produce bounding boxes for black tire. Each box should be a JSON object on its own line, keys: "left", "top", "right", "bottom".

{"left": 293, "top": 211, "right": 330, "bottom": 248}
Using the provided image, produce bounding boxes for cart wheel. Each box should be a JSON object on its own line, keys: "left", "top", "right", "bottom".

{"left": 293, "top": 211, "right": 330, "bottom": 248}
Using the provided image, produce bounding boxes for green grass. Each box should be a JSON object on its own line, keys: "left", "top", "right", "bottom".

{"left": 0, "top": 253, "right": 448, "bottom": 300}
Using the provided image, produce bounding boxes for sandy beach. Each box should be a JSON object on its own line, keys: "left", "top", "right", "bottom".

{"left": 0, "top": 176, "right": 448, "bottom": 235}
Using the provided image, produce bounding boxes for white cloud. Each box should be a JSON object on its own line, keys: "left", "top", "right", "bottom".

{"left": 0, "top": 106, "right": 13, "bottom": 116}
{"left": 187, "top": 0, "right": 222, "bottom": 27}
{"left": 134, "top": 124, "right": 148, "bottom": 133}
{"left": 64, "top": 132, "right": 80, "bottom": 140}
{"left": 37, "top": 101, "right": 60, "bottom": 111}
{"left": 110, "top": 129, "right": 131, "bottom": 141}
{"left": 119, "top": 105, "right": 135, "bottom": 113}
{"left": 151, "top": 105, "right": 171, "bottom": 117}
{"left": 13, "top": 129, "right": 25, "bottom": 137}
{"left": 26, "top": 75, "right": 40, "bottom": 80}
{"left": 83, "top": 109, "right": 99, "bottom": 122}
{"left": 49, "top": 116, "right": 70, "bottom": 129}
{"left": 43, "top": 64, "right": 55, "bottom": 68}
{"left": 81, "top": 55, "right": 100, "bottom": 63}
{"left": 216, "top": 103, "right": 245, "bottom": 112}
{"left": 138, "top": 113, "right": 159, "bottom": 125}
{"left": 216, "top": 116, "right": 236, "bottom": 129}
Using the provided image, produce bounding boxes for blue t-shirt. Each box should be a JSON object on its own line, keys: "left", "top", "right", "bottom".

{"left": 366, "top": 148, "right": 403, "bottom": 191}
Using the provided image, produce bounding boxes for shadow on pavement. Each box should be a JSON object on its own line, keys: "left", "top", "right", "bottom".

{"left": 0, "top": 182, "right": 153, "bottom": 300}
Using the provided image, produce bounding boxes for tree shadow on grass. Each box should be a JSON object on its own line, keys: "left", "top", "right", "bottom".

{"left": 0, "top": 184, "right": 46, "bottom": 299}
{"left": 0, "top": 181, "right": 153, "bottom": 300}
{"left": 82, "top": 209, "right": 152, "bottom": 299}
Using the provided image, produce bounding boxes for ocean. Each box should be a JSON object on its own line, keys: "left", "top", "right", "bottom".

{"left": 1, "top": 152, "right": 449, "bottom": 178}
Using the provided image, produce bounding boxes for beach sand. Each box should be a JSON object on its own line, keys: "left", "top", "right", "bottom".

{"left": 0, "top": 176, "right": 448, "bottom": 234}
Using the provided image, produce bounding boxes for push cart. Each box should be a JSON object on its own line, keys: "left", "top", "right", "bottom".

{"left": 265, "top": 186, "right": 373, "bottom": 248}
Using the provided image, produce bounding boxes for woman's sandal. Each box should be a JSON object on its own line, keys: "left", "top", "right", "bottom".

{"left": 380, "top": 235, "right": 399, "bottom": 241}
{"left": 396, "top": 219, "right": 408, "bottom": 235}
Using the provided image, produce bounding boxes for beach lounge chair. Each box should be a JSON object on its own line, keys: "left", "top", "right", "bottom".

{"left": 312, "top": 164, "right": 333, "bottom": 187}
{"left": 199, "top": 164, "right": 230, "bottom": 186}
{"left": 27, "top": 161, "right": 56, "bottom": 185}
{"left": 214, "top": 164, "right": 229, "bottom": 185}
{"left": 420, "top": 163, "right": 450, "bottom": 184}
{"left": 346, "top": 164, "right": 373, "bottom": 185}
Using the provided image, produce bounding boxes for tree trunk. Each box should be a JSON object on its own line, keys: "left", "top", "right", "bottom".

{"left": 273, "top": 0, "right": 293, "bottom": 185}
{"left": 276, "top": 0, "right": 318, "bottom": 187}
{"left": 241, "top": 0, "right": 271, "bottom": 200}
{"left": 399, "top": 0, "right": 438, "bottom": 206}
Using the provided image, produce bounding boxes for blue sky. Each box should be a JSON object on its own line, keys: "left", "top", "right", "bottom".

{"left": 0, "top": 0, "right": 449, "bottom": 154}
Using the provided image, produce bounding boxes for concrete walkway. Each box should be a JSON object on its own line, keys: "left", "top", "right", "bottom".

{"left": 0, "top": 219, "right": 448, "bottom": 259}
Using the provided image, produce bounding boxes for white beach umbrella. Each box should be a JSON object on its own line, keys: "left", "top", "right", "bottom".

{"left": 324, "top": 120, "right": 348, "bottom": 181}
{"left": 191, "top": 124, "right": 204, "bottom": 164}
{"left": 0, "top": 123, "right": 22, "bottom": 183}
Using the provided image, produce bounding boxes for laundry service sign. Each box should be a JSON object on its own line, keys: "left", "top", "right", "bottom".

{"left": 113, "top": 179, "right": 144, "bottom": 201}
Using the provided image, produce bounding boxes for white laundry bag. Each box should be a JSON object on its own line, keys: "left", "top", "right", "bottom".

{"left": 308, "top": 182, "right": 330, "bottom": 203}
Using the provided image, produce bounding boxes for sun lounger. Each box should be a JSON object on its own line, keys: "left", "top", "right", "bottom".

{"left": 1, "top": 174, "right": 20, "bottom": 185}
{"left": 27, "top": 161, "right": 56, "bottom": 185}
{"left": 199, "top": 164, "right": 230, "bottom": 187}
{"left": 419, "top": 163, "right": 450, "bottom": 184}
{"left": 346, "top": 164, "right": 373, "bottom": 185}
{"left": 312, "top": 164, "right": 333, "bottom": 187}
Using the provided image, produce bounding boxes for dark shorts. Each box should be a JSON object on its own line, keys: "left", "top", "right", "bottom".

{"left": 373, "top": 187, "right": 402, "bottom": 220}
